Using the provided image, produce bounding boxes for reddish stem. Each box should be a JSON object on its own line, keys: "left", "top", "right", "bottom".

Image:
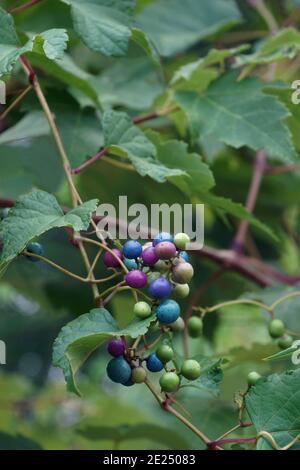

{"left": 232, "top": 150, "right": 267, "bottom": 254}
{"left": 208, "top": 437, "right": 256, "bottom": 450}
{"left": 10, "top": 0, "right": 44, "bottom": 14}
{"left": 71, "top": 149, "right": 108, "bottom": 175}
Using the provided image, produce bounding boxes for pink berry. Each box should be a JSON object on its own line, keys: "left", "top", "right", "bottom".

{"left": 155, "top": 241, "right": 177, "bottom": 260}
{"left": 125, "top": 269, "right": 148, "bottom": 288}
{"left": 103, "top": 249, "right": 123, "bottom": 268}
{"left": 141, "top": 247, "right": 159, "bottom": 266}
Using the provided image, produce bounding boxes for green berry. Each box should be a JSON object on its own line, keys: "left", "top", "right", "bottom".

{"left": 247, "top": 371, "right": 261, "bottom": 387}
{"left": 156, "top": 345, "right": 174, "bottom": 363}
{"left": 187, "top": 317, "right": 203, "bottom": 338}
{"left": 278, "top": 335, "right": 293, "bottom": 350}
{"left": 181, "top": 359, "right": 201, "bottom": 381}
{"left": 147, "top": 271, "right": 161, "bottom": 284}
{"left": 134, "top": 301, "right": 152, "bottom": 319}
{"left": 169, "top": 317, "right": 185, "bottom": 332}
{"left": 132, "top": 366, "right": 147, "bottom": 384}
{"left": 268, "top": 319, "right": 285, "bottom": 338}
{"left": 174, "top": 232, "right": 190, "bottom": 250}
{"left": 173, "top": 283, "right": 190, "bottom": 299}
{"left": 154, "top": 260, "right": 169, "bottom": 273}
{"left": 159, "top": 372, "right": 180, "bottom": 392}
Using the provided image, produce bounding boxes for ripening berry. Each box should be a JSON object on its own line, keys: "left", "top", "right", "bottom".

{"left": 125, "top": 269, "right": 148, "bottom": 289}
{"left": 247, "top": 371, "right": 261, "bottom": 387}
{"left": 156, "top": 299, "right": 180, "bottom": 324}
{"left": 26, "top": 242, "right": 45, "bottom": 262}
{"left": 154, "top": 260, "right": 170, "bottom": 273}
{"left": 172, "top": 262, "right": 194, "bottom": 284}
{"left": 148, "top": 276, "right": 172, "bottom": 299}
{"left": 173, "top": 283, "right": 190, "bottom": 299}
{"left": 181, "top": 359, "right": 201, "bottom": 380}
{"left": 107, "top": 339, "right": 125, "bottom": 357}
{"left": 124, "top": 258, "right": 138, "bottom": 271}
{"left": 132, "top": 366, "right": 147, "bottom": 384}
{"left": 159, "top": 372, "right": 180, "bottom": 392}
{"left": 146, "top": 353, "right": 164, "bottom": 372}
{"left": 174, "top": 233, "right": 190, "bottom": 250}
{"left": 106, "top": 357, "right": 132, "bottom": 384}
{"left": 153, "top": 232, "right": 173, "bottom": 246}
{"left": 141, "top": 247, "right": 159, "bottom": 266}
{"left": 103, "top": 249, "right": 123, "bottom": 268}
{"left": 179, "top": 251, "right": 189, "bottom": 262}
{"left": 156, "top": 345, "right": 174, "bottom": 363}
{"left": 123, "top": 240, "right": 142, "bottom": 259}
{"left": 169, "top": 317, "right": 185, "bottom": 332}
{"left": 268, "top": 319, "right": 285, "bottom": 338}
{"left": 278, "top": 335, "right": 293, "bottom": 350}
{"left": 134, "top": 301, "right": 152, "bottom": 319}
{"left": 187, "top": 317, "right": 203, "bottom": 338}
{"left": 154, "top": 241, "right": 177, "bottom": 260}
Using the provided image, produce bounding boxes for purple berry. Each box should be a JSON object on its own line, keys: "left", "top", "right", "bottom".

{"left": 148, "top": 276, "right": 172, "bottom": 299}
{"left": 141, "top": 247, "right": 159, "bottom": 266}
{"left": 123, "top": 240, "right": 142, "bottom": 259}
{"left": 153, "top": 232, "right": 173, "bottom": 246}
{"left": 155, "top": 241, "right": 177, "bottom": 260}
{"left": 103, "top": 249, "right": 123, "bottom": 268}
{"left": 125, "top": 269, "right": 148, "bottom": 288}
{"left": 107, "top": 339, "right": 125, "bottom": 357}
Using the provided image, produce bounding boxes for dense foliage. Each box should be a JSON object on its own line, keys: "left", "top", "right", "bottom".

{"left": 0, "top": 0, "right": 300, "bottom": 451}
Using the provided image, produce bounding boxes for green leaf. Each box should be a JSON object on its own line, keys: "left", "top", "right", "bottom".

{"left": 77, "top": 423, "right": 190, "bottom": 449}
{"left": 0, "top": 29, "right": 69, "bottom": 76}
{"left": 131, "top": 28, "right": 160, "bottom": 67}
{"left": 180, "top": 357, "right": 224, "bottom": 397}
{"left": 263, "top": 345, "right": 299, "bottom": 363}
{"left": 0, "top": 111, "right": 49, "bottom": 145}
{"left": 52, "top": 308, "right": 156, "bottom": 394}
{"left": 138, "top": 0, "right": 242, "bottom": 57}
{"left": 103, "top": 110, "right": 185, "bottom": 182}
{"left": 246, "top": 369, "right": 300, "bottom": 450}
{"left": 176, "top": 72, "right": 297, "bottom": 163}
{"left": 0, "top": 190, "right": 98, "bottom": 274}
{"left": 62, "top": 0, "right": 135, "bottom": 57}
{"left": 0, "top": 7, "right": 19, "bottom": 46}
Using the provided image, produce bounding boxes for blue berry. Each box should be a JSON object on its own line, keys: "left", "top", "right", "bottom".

{"left": 179, "top": 251, "right": 189, "bottom": 262}
{"left": 124, "top": 258, "right": 138, "bottom": 271}
{"left": 148, "top": 276, "right": 172, "bottom": 299}
{"left": 106, "top": 357, "right": 132, "bottom": 384}
{"left": 26, "top": 242, "right": 45, "bottom": 262}
{"left": 153, "top": 232, "right": 173, "bottom": 246}
{"left": 123, "top": 240, "right": 142, "bottom": 259}
{"left": 123, "top": 378, "right": 135, "bottom": 387}
{"left": 146, "top": 353, "right": 164, "bottom": 372}
{"left": 156, "top": 299, "right": 180, "bottom": 324}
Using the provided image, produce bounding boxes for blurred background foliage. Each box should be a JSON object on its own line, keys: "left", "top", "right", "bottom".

{"left": 0, "top": 0, "right": 300, "bottom": 450}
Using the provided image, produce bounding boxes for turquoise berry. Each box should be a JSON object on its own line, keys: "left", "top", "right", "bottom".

{"left": 124, "top": 258, "right": 138, "bottom": 270}
{"left": 106, "top": 357, "right": 132, "bottom": 384}
{"left": 179, "top": 251, "right": 189, "bottom": 262}
{"left": 156, "top": 299, "right": 180, "bottom": 324}
{"left": 146, "top": 353, "right": 164, "bottom": 372}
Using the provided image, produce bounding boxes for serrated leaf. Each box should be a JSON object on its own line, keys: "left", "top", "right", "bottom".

{"left": 52, "top": 308, "right": 156, "bottom": 394}
{"left": 246, "top": 369, "right": 300, "bottom": 450}
{"left": 0, "top": 7, "right": 19, "bottom": 46}
{"left": 0, "top": 111, "right": 49, "bottom": 145}
{"left": 138, "top": 0, "right": 242, "bottom": 57}
{"left": 0, "top": 190, "right": 98, "bottom": 274}
{"left": 175, "top": 72, "right": 298, "bottom": 163}
{"left": 103, "top": 110, "right": 185, "bottom": 182}
{"left": 62, "top": 0, "right": 135, "bottom": 57}
{"left": 0, "top": 29, "right": 69, "bottom": 76}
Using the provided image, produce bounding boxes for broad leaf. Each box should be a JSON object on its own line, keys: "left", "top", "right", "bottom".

{"left": 131, "top": 28, "right": 160, "bottom": 67}
{"left": 138, "top": 0, "right": 242, "bottom": 57}
{"left": 246, "top": 369, "right": 300, "bottom": 450}
{"left": 62, "top": 0, "right": 135, "bottom": 57}
{"left": 52, "top": 308, "right": 156, "bottom": 394}
{"left": 0, "top": 7, "right": 19, "bottom": 46}
{"left": 0, "top": 191, "right": 98, "bottom": 274}
{"left": 0, "top": 29, "right": 69, "bottom": 76}
{"left": 103, "top": 110, "right": 185, "bottom": 182}
{"left": 176, "top": 72, "right": 297, "bottom": 163}
{"left": 0, "top": 111, "right": 49, "bottom": 145}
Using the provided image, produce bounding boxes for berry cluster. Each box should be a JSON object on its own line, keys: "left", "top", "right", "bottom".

{"left": 105, "top": 232, "right": 202, "bottom": 392}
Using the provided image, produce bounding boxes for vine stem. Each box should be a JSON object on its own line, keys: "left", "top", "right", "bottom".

{"left": 19, "top": 55, "right": 100, "bottom": 302}
{"left": 0, "top": 85, "right": 32, "bottom": 121}
{"left": 9, "top": 0, "right": 44, "bottom": 14}
{"left": 201, "top": 298, "right": 273, "bottom": 316}
{"left": 248, "top": 0, "right": 279, "bottom": 34}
